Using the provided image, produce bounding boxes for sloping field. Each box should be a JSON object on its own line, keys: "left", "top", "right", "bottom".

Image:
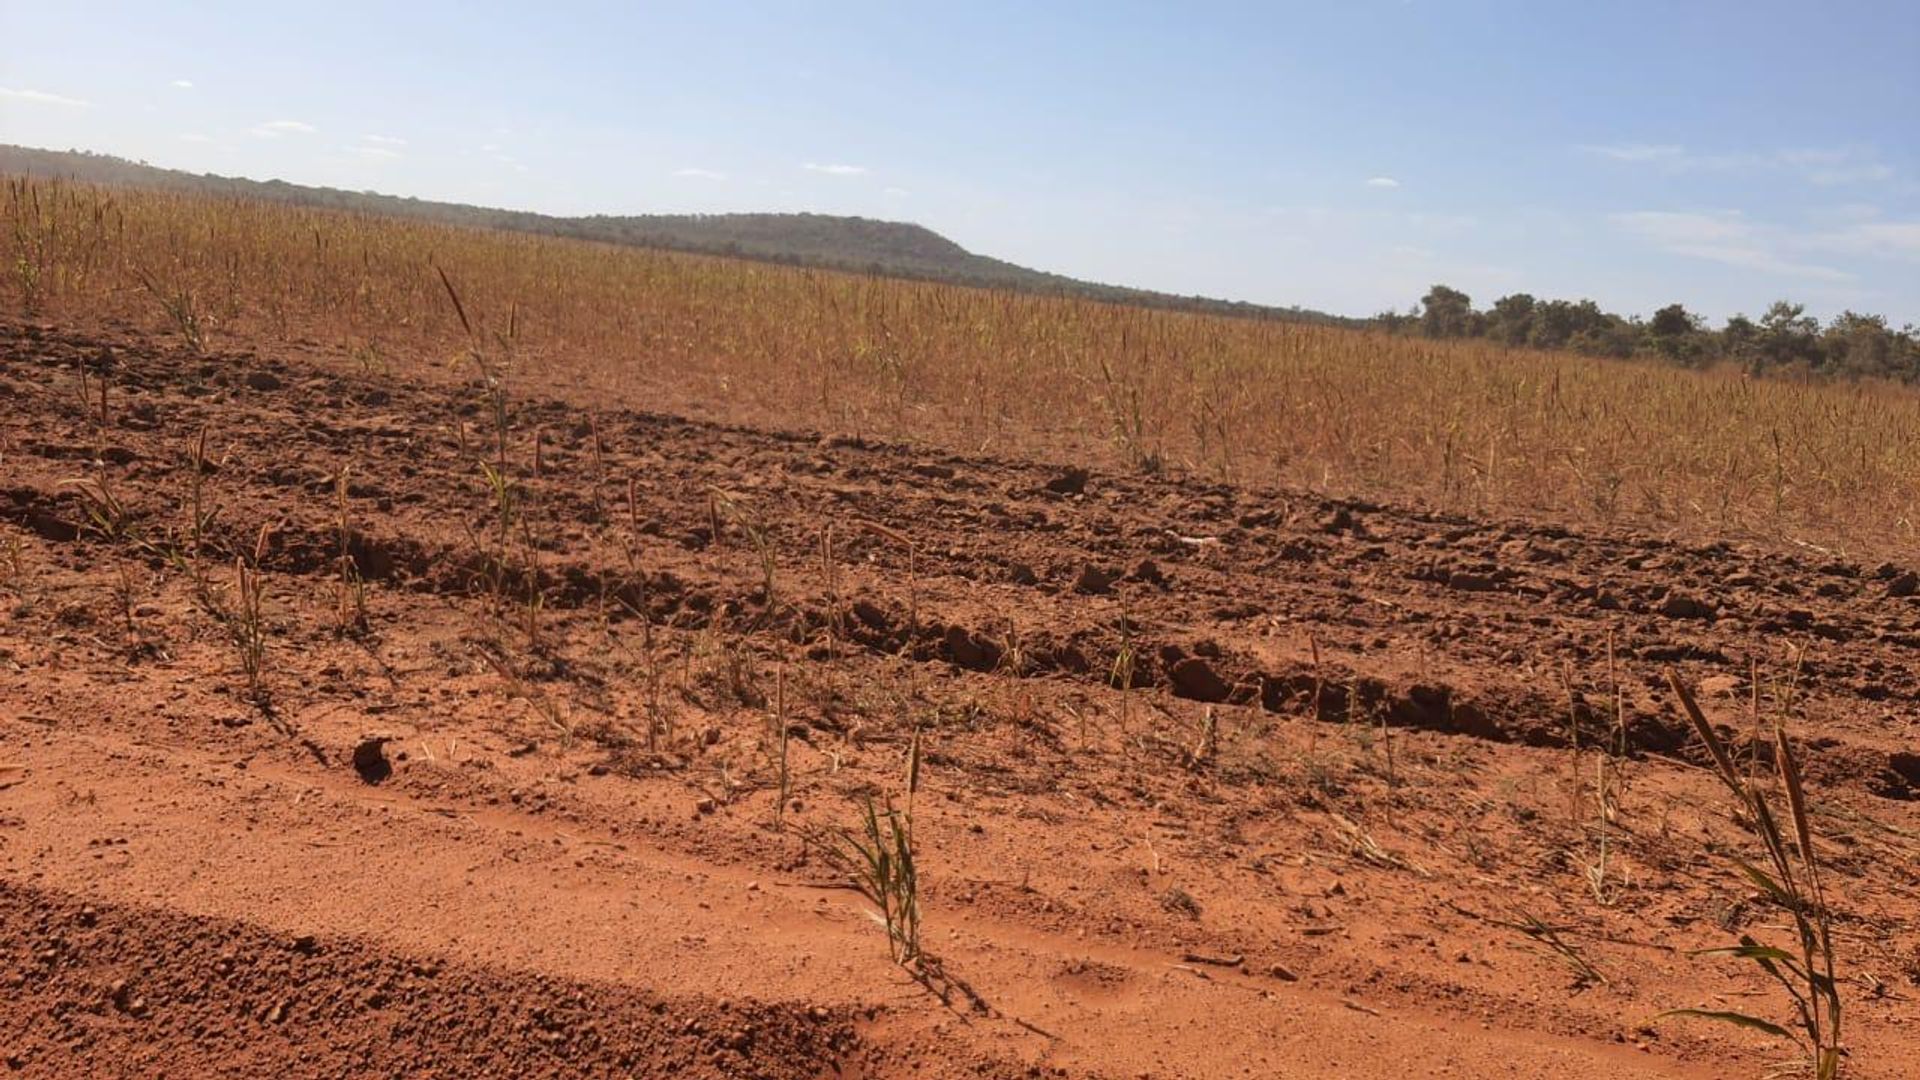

{"left": 3, "top": 180, "right": 1919, "bottom": 1077}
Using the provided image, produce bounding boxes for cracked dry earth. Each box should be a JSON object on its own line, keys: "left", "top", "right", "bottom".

{"left": 3, "top": 315, "right": 1920, "bottom": 1078}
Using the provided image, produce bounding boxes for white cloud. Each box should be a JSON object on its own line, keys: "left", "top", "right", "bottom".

{"left": 803, "top": 162, "right": 867, "bottom": 176}
{"left": 0, "top": 86, "right": 91, "bottom": 108}
{"left": 348, "top": 145, "right": 402, "bottom": 160}
{"left": 362, "top": 134, "right": 406, "bottom": 146}
{"left": 1577, "top": 142, "right": 1684, "bottom": 163}
{"left": 1580, "top": 142, "right": 1894, "bottom": 186}
{"left": 1612, "top": 210, "right": 1755, "bottom": 246}
{"left": 1667, "top": 245, "right": 1853, "bottom": 281}
{"left": 674, "top": 167, "right": 728, "bottom": 181}
{"left": 1611, "top": 210, "right": 1853, "bottom": 281}
{"left": 480, "top": 147, "right": 528, "bottom": 173}
{"left": 1807, "top": 165, "right": 1893, "bottom": 186}
{"left": 883, "top": 186, "right": 909, "bottom": 198}
{"left": 1807, "top": 221, "right": 1920, "bottom": 262}
{"left": 171, "top": 79, "right": 194, "bottom": 89}
{"left": 1404, "top": 211, "right": 1479, "bottom": 233}
{"left": 1774, "top": 148, "right": 1894, "bottom": 185}
{"left": 1364, "top": 176, "right": 1401, "bottom": 189}
{"left": 250, "top": 119, "right": 317, "bottom": 138}
{"left": 180, "top": 133, "right": 213, "bottom": 144}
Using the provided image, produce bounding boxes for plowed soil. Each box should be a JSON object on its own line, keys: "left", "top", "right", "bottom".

{"left": 3, "top": 316, "right": 1919, "bottom": 1078}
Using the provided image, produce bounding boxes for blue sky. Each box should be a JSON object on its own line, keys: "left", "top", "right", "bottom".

{"left": 3, "top": 1, "right": 1916, "bottom": 324}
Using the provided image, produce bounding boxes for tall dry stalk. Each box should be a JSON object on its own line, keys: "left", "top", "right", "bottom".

{"left": 1663, "top": 671, "right": 1842, "bottom": 1080}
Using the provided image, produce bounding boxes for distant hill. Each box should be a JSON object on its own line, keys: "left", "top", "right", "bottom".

{"left": 0, "top": 144, "right": 1356, "bottom": 327}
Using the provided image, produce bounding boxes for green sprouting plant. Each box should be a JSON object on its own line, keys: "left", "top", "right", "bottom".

{"left": 133, "top": 264, "right": 207, "bottom": 353}
{"left": 468, "top": 459, "right": 517, "bottom": 613}
{"left": 59, "top": 472, "right": 135, "bottom": 543}
{"left": 834, "top": 796, "right": 921, "bottom": 965}
{"left": 1661, "top": 671, "right": 1841, "bottom": 1080}
{"left": 814, "top": 729, "right": 924, "bottom": 966}
{"left": 181, "top": 526, "right": 271, "bottom": 706}
{"left": 1496, "top": 906, "right": 1606, "bottom": 987}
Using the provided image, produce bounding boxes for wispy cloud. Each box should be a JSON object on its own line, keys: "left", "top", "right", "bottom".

{"left": 348, "top": 145, "right": 402, "bottom": 160}
{"left": 250, "top": 119, "right": 317, "bottom": 138}
{"left": 1580, "top": 143, "right": 1894, "bottom": 187}
{"left": 1778, "top": 148, "right": 1894, "bottom": 186}
{"left": 1363, "top": 176, "right": 1401, "bottom": 189}
{"left": 362, "top": 134, "right": 406, "bottom": 147}
{"left": 1612, "top": 210, "right": 1753, "bottom": 246}
{"left": 1611, "top": 210, "right": 1853, "bottom": 281}
{"left": 883, "top": 186, "right": 909, "bottom": 198}
{"left": 170, "top": 79, "right": 194, "bottom": 90}
{"left": 1807, "top": 220, "right": 1920, "bottom": 262}
{"left": 478, "top": 145, "right": 528, "bottom": 173}
{"left": 674, "top": 167, "right": 728, "bottom": 181}
{"left": 1405, "top": 211, "right": 1479, "bottom": 233}
{"left": 803, "top": 162, "right": 867, "bottom": 176}
{"left": 1576, "top": 142, "right": 1684, "bottom": 163}
{"left": 0, "top": 86, "right": 91, "bottom": 108}
{"left": 180, "top": 133, "right": 214, "bottom": 144}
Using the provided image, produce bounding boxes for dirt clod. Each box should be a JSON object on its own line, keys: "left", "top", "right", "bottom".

{"left": 350, "top": 737, "right": 393, "bottom": 785}
{"left": 1168, "top": 658, "right": 1230, "bottom": 703}
{"left": 1044, "top": 468, "right": 1089, "bottom": 495}
{"left": 1073, "top": 565, "right": 1120, "bottom": 595}
{"left": 1659, "top": 593, "right": 1713, "bottom": 619}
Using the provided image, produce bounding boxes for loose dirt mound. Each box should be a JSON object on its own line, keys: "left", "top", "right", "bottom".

{"left": 3, "top": 318, "right": 1918, "bottom": 1078}
{"left": 0, "top": 881, "right": 856, "bottom": 1079}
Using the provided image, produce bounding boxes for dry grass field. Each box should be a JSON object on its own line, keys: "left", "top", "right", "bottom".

{"left": 12, "top": 177, "right": 1920, "bottom": 551}
{"left": 3, "top": 177, "right": 1919, "bottom": 1078}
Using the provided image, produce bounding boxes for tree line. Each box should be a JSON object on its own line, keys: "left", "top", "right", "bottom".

{"left": 1376, "top": 284, "right": 1920, "bottom": 381}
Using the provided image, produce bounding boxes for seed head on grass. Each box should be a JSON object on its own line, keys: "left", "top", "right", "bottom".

{"left": 1660, "top": 670, "right": 1842, "bottom": 1080}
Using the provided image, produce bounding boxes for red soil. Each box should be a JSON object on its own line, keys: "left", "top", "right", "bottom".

{"left": 3, "top": 317, "right": 1918, "bottom": 1077}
